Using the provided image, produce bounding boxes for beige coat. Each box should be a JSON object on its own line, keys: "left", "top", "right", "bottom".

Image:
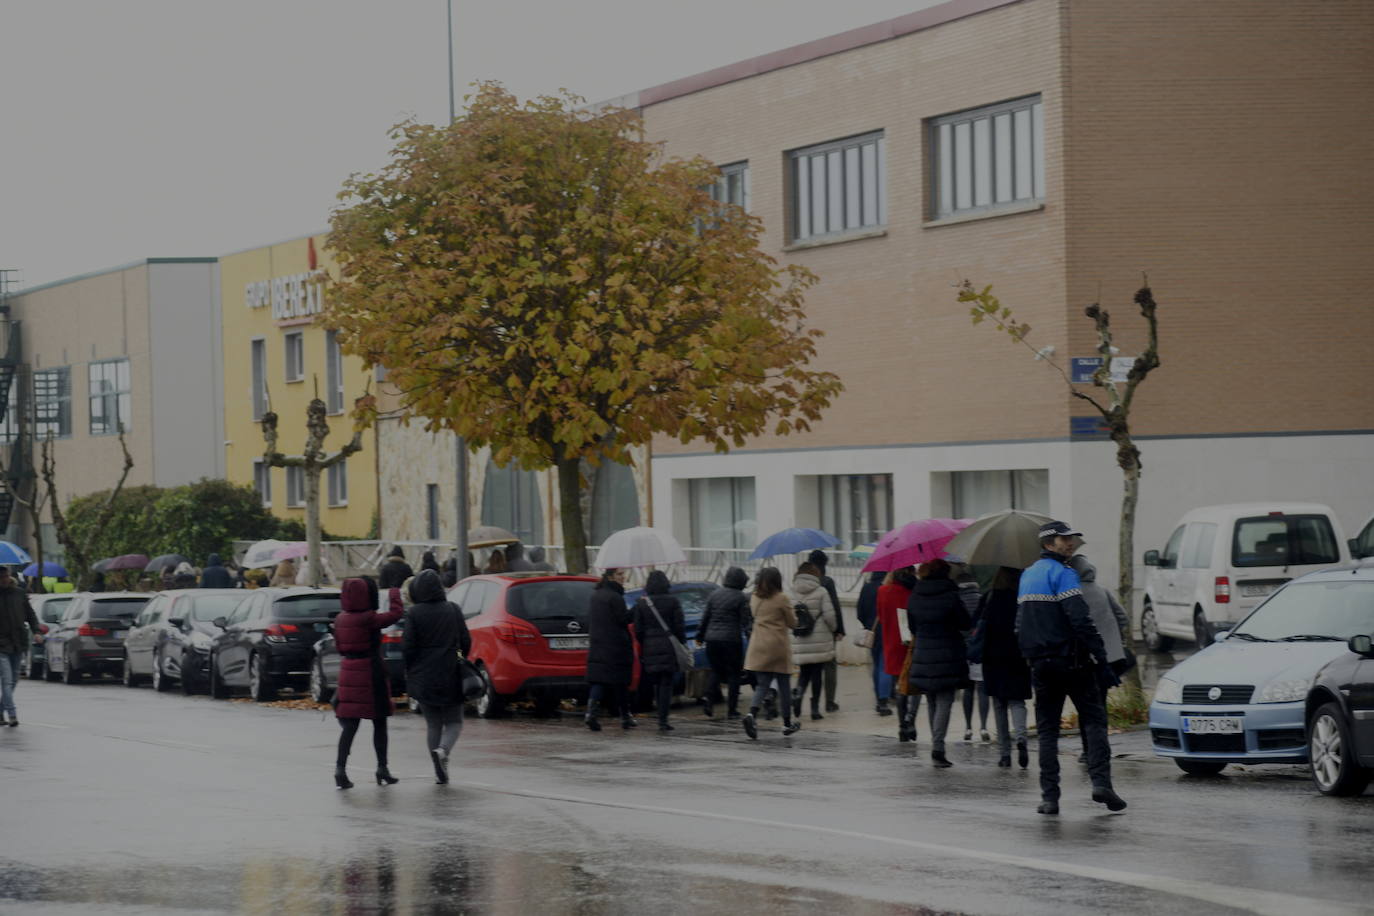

{"left": 743, "top": 592, "right": 797, "bottom": 675}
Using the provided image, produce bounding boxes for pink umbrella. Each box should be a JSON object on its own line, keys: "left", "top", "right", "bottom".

{"left": 861, "top": 518, "right": 972, "bottom": 572}
{"left": 273, "top": 542, "right": 310, "bottom": 561}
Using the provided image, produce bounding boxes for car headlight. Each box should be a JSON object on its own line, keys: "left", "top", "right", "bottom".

{"left": 1256, "top": 679, "right": 1309, "bottom": 704}
{"left": 1153, "top": 677, "right": 1182, "bottom": 704}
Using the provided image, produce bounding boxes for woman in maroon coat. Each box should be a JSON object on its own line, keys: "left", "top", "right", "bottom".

{"left": 333, "top": 578, "right": 404, "bottom": 788}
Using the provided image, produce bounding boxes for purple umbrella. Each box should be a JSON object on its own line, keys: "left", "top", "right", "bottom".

{"left": 92, "top": 554, "right": 150, "bottom": 572}
{"left": 860, "top": 519, "right": 971, "bottom": 573}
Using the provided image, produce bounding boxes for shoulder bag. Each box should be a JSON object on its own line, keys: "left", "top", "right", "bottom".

{"left": 446, "top": 601, "right": 485, "bottom": 701}
{"left": 643, "top": 595, "right": 695, "bottom": 672}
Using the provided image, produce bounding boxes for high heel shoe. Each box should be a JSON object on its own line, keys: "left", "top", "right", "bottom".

{"left": 334, "top": 767, "right": 353, "bottom": 790}
{"left": 375, "top": 767, "right": 399, "bottom": 786}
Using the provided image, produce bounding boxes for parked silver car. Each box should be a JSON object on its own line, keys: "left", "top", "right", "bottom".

{"left": 44, "top": 593, "right": 150, "bottom": 684}
{"left": 122, "top": 589, "right": 245, "bottom": 692}
{"left": 20, "top": 593, "right": 77, "bottom": 680}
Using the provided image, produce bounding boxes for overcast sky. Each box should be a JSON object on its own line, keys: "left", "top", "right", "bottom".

{"left": 1, "top": 0, "right": 944, "bottom": 289}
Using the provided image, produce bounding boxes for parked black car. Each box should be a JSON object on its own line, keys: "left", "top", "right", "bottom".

{"left": 122, "top": 589, "right": 246, "bottom": 693}
{"left": 44, "top": 593, "right": 151, "bottom": 683}
{"left": 1305, "top": 630, "right": 1374, "bottom": 796}
{"left": 20, "top": 594, "right": 77, "bottom": 680}
{"left": 207, "top": 588, "right": 339, "bottom": 701}
{"left": 309, "top": 618, "right": 407, "bottom": 704}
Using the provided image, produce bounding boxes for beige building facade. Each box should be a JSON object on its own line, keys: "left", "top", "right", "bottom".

{"left": 623, "top": 0, "right": 1374, "bottom": 599}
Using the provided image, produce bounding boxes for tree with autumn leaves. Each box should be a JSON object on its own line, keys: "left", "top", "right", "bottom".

{"left": 327, "top": 84, "right": 841, "bottom": 572}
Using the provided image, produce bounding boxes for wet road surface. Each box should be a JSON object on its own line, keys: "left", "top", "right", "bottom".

{"left": 1, "top": 677, "right": 1371, "bottom": 915}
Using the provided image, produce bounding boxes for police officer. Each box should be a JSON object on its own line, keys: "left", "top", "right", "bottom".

{"left": 1017, "top": 521, "right": 1127, "bottom": 815}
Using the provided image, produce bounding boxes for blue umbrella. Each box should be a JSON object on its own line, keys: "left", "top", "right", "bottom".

{"left": 0, "top": 541, "right": 33, "bottom": 566}
{"left": 749, "top": 527, "right": 840, "bottom": 560}
{"left": 22, "top": 561, "right": 68, "bottom": 578}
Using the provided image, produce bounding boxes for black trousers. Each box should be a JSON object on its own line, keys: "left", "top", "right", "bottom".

{"left": 705, "top": 640, "right": 744, "bottom": 712}
{"left": 1031, "top": 656, "right": 1112, "bottom": 801}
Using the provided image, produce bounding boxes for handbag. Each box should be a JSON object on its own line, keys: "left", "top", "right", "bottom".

{"left": 853, "top": 628, "right": 875, "bottom": 649}
{"left": 643, "top": 596, "right": 694, "bottom": 672}
{"left": 456, "top": 655, "right": 485, "bottom": 701}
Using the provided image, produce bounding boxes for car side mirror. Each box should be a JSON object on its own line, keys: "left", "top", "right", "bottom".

{"left": 1143, "top": 550, "right": 1160, "bottom": 567}
{"left": 1349, "top": 634, "right": 1374, "bottom": 657}
{"left": 167, "top": 617, "right": 185, "bottom": 628}
{"left": 211, "top": 617, "right": 227, "bottom": 630}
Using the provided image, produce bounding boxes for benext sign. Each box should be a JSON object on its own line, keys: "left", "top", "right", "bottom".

{"left": 244, "top": 271, "right": 324, "bottom": 322}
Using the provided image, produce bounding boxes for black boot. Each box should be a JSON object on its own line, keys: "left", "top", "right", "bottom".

{"left": 791, "top": 688, "right": 802, "bottom": 719}
{"left": 622, "top": 712, "right": 638, "bottom": 729}
{"left": 1092, "top": 787, "right": 1128, "bottom": 812}
{"left": 743, "top": 708, "right": 759, "bottom": 740}
{"left": 931, "top": 750, "right": 952, "bottom": 768}
{"left": 375, "top": 766, "right": 399, "bottom": 785}
{"left": 1017, "top": 738, "right": 1029, "bottom": 768}
{"left": 334, "top": 766, "right": 353, "bottom": 790}
{"left": 585, "top": 699, "right": 602, "bottom": 732}
{"left": 876, "top": 698, "right": 894, "bottom": 717}
{"left": 810, "top": 698, "right": 823, "bottom": 721}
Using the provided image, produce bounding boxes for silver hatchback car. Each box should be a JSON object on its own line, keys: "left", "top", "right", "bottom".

{"left": 45, "top": 593, "right": 151, "bottom": 684}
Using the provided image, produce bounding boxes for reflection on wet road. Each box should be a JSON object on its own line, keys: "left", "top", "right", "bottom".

{"left": 1, "top": 678, "right": 1370, "bottom": 915}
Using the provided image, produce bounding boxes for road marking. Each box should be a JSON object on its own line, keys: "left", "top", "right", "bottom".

{"left": 467, "top": 781, "right": 1366, "bottom": 916}
{"left": 100, "top": 735, "right": 215, "bottom": 751}
{"left": 21, "top": 722, "right": 70, "bottom": 730}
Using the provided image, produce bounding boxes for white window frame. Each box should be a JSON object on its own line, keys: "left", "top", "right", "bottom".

{"left": 88, "top": 357, "right": 131, "bottom": 436}
{"left": 789, "top": 131, "right": 885, "bottom": 243}
{"left": 929, "top": 95, "right": 1043, "bottom": 220}
{"left": 328, "top": 460, "right": 348, "bottom": 508}
{"left": 710, "top": 161, "right": 750, "bottom": 212}
{"left": 34, "top": 366, "right": 72, "bottom": 439}
{"left": 283, "top": 332, "right": 304, "bottom": 383}
{"left": 285, "top": 465, "right": 304, "bottom": 508}
{"left": 814, "top": 474, "right": 894, "bottom": 550}
{"left": 325, "top": 330, "right": 344, "bottom": 415}
{"left": 253, "top": 460, "right": 272, "bottom": 507}
{"left": 251, "top": 338, "right": 267, "bottom": 421}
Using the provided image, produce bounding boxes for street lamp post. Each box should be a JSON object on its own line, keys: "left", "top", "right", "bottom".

{"left": 447, "top": 0, "right": 469, "bottom": 573}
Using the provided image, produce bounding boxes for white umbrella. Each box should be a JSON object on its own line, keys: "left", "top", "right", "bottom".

{"left": 593, "top": 527, "right": 687, "bottom": 569}
{"left": 242, "top": 539, "right": 287, "bottom": 569}
{"left": 941, "top": 509, "right": 1056, "bottom": 569}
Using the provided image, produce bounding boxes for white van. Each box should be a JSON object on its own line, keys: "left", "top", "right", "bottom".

{"left": 1140, "top": 503, "right": 1349, "bottom": 650}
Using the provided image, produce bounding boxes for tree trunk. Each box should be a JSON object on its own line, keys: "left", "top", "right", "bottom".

{"left": 557, "top": 457, "right": 588, "bottom": 574}
{"left": 305, "top": 464, "right": 323, "bottom": 587}
{"left": 1117, "top": 439, "right": 1144, "bottom": 692}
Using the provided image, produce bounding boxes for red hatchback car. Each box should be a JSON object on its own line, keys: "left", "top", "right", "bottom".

{"left": 447, "top": 572, "right": 611, "bottom": 717}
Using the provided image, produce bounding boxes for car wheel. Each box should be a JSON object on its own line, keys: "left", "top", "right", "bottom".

{"left": 249, "top": 654, "right": 277, "bottom": 702}
{"left": 309, "top": 657, "right": 332, "bottom": 704}
{"left": 62, "top": 651, "right": 80, "bottom": 685}
{"left": 123, "top": 653, "right": 139, "bottom": 688}
{"left": 208, "top": 655, "right": 228, "bottom": 699}
{"left": 153, "top": 651, "right": 174, "bottom": 693}
{"left": 179, "top": 653, "right": 199, "bottom": 695}
{"left": 1309, "top": 702, "right": 1372, "bottom": 797}
{"left": 1193, "top": 609, "right": 1214, "bottom": 648}
{"left": 1175, "top": 759, "right": 1227, "bottom": 776}
{"left": 475, "top": 666, "right": 506, "bottom": 719}
{"left": 1141, "top": 601, "right": 1174, "bottom": 653}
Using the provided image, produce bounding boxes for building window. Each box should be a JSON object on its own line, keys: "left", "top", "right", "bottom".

{"left": 687, "top": 477, "right": 756, "bottom": 549}
{"left": 0, "top": 380, "right": 17, "bottom": 445}
{"left": 253, "top": 460, "right": 272, "bottom": 507}
{"left": 590, "top": 459, "right": 640, "bottom": 544}
{"left": 251, "top": 339, "right": 267, "bottom": 421}
{"left": 88, "top": 358, "right": 131, "bottom": 436}
{"left": 325, "top": 330, "right": 344, "bottom": 414}
{"left": 34, "top": 367, "right": 71, "bottom": 439}
{"left": 814, "top": 474, "right": 893, "bottom": 550}
{"left": 790, "top": 131, "right": 885, "bottom": 243}
{"left": 286, "top": 466, "right": 304, "bottom": 508}
{"left": 426, "top": 483, "right": 441, "bottom": 540}
{"left": 949, "top": 469, "right": 1049, "bottom": 519}
{"left": 930, "top": 95, "right": 1043, "bottom": 220}
{"left": 710, "top": 161, "right": 749, "bottom": 212}
{"left": 482, "top": 459, "right": 543, "bottom": 544}
{"left": 328, "top": 461, "right": 348, "bottom": 507}
{"left": 284, "top": 332, "right": 304, "bottom": 383}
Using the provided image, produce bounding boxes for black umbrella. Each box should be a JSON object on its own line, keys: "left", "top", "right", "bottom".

{"left": 145, "top": 554, "right": 190, "bottom": 574}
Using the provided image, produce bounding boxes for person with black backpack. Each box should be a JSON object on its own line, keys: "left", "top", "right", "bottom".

{"left": 790, "top": 562, "right": 839, "bottom": 721}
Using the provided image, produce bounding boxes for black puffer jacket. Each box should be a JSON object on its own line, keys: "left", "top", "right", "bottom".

{"left": 585, "top": 580, "right": 634, "bottom": 686}
{"left": 199, "top": 554, "right": 235, "bottom": 589}
{"left": 907, "top": 578, "right": 973, "bottom": 693}
{"left": 378, "top": 550, "right": 414, "bottom": 590}
{"left": 633, "top": 586, "right": 686, "bottom": 676}
{"left": 977, "top": 588, "right": 1032, "bottom": 700}
{"left": 698, "top": 567, "right": 752, "bottom": 644}
{"left": 401, "top": 570, "right": 472, "bottom": 707}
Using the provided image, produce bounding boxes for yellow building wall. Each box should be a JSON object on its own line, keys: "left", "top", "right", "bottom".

{"left": 220, "top": 234, "right": 377, "bottom": 537}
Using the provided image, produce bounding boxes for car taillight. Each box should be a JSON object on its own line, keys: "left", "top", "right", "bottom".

{"left": 78, "top": 624, "right": 109, "bottom": 637}
{"left": 494, "top": 621, "right": 539, "bottom": 643}
{"left": 264, "top": 623, "right": 300, "bottom": 643}
{"left": 1215, "top": 577, "right": 1231, "bottom": 603}
{"left": 381, "top": 632, "right": 403, "bottom": 644}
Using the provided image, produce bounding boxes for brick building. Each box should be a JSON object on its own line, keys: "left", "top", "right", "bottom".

{"left": 623, "top": 0, "right": 1374, "bottom": 601}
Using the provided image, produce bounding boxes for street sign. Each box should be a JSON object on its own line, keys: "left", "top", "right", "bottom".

{"left": 1069, "top": 416, "right": 1110, "bottom": 439}
{"left": 1072, "top": 356, "right": 1134, "bottom": 384}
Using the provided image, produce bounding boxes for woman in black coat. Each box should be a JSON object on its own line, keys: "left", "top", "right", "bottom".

{"left": 377, "top": 546, "right": 414, "bottom": 590}
{"left": 585, "top": 568, "right": 636, "bottom": 731}
{"left": 402, "top": 569, "right": 472, "bottom": 784}
{"left": 907, "top": 558, "right": 972, "bottom": 768}
{"left": 973, "top": 567, "right": 1032, "bottom": 768}
{"left": 633, "top": 569, "right": 687, "bottom": 732}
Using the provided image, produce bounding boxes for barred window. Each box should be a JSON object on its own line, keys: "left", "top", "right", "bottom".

{"left": 88, "top": 358, "right": 131, "bottom": 436}
{"left": 930, "top": 95, "right": 1043, "bottom": 219}
{"left": 790, "top": 132, "right": 885, "bottom": 243}
{"left": 34, "top": 367, "right": 71, "bottom": 439}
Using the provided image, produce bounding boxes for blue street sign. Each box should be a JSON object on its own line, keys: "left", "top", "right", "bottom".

{"left": 1071, "top": 357, "right": 1102, "bottom": 384}
{"left": 1070, "top": 416, "right": 1110, "bottom": 440}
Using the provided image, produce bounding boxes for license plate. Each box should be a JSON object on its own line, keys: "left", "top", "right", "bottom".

{"left": 1182, "top": 716, "right": 1243, "bottom": 735}
{"left": 113, "top": 631, "right": 126, "bottom": 639}
{"left": 547, "top": 636, "right": 589, "bottom": 650}
{"left": 1239, "top": 583, "right": 1275, "bottom": 597}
